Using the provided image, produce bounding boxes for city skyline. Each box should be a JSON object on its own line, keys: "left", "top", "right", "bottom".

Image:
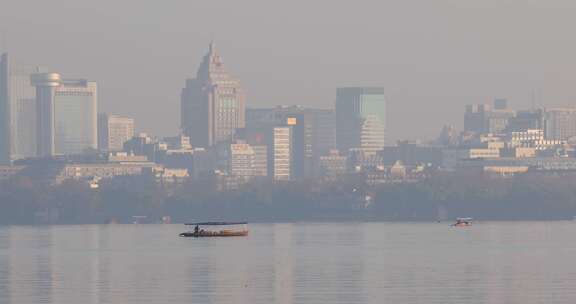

{"left": 2, "top": 1, "right": 576, "bottom": 143}
{"left": 1, "top": 43, "right": 575, "bottom": 162}
{"left": 3, "top": 2, "right": 576, "bottom": 303}
{"left": 1, "top": 5, "right": 576, "bottom": 188}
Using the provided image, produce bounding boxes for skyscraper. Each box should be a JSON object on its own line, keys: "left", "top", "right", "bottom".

{"left": 32, "top": 74, "right": 98, "bottom": 156}
{"left": 271, "top": 126, "right": 292, "bottom": 181}
{"left": 31, "top": 73, "right": 60, "bottom": 157}
{"left": 54, "top": 79, "right": 97, "bottom": 155}
{"left": 0, "top": 53, "right": 44, "bottom": 163}
{"left": 245, "top": 106, "right": 334, "bottom": 180}
{"left": 507, "top": 110, "right": 544, "bottom": 132}
{"left": 308, "top": 108, "right": 336, "bottom": 159}
{"left": 181, "top": 42, "right": 245, "bottom": 148}
{"left": 98, "top": 114, "right": 135, "bottom": 151}
{"left": 335, "top": 87, "right": 386, "bottom": 154}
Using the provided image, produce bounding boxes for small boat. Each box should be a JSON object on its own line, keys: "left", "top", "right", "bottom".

{"left": 179, "top": 222, "right": 249, "bottom": 237}
{"left": 451, "top": 218, "right": 472, "bottom": 227}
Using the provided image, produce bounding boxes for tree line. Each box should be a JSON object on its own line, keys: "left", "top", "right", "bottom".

{"left": 1, "top": 171, "right": 576, "bottom": 224}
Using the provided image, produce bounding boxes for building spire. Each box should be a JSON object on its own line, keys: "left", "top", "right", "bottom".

{"left": 209, "top": 40, "right": 215, "bottom": 54}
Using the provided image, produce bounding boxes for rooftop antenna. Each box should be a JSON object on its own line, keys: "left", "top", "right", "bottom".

{"left": 538, "top": 89, "right": 542, "bottom": 109}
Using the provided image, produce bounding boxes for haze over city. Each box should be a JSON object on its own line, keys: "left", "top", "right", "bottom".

{"left": 5, "top": 1, "right": 576, "bottom": 303}
{"left": 2, "top": 0, "right": 576, "bottom": 142}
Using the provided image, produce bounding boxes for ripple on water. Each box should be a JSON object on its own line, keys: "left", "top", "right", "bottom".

{"left": 1, "top": 222, "right": 576, "bottom": 304}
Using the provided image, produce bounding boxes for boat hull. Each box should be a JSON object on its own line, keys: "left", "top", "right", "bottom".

{"left": 451, "top": 223, "right": 472, "bottom": 227}
{"left": 179, "top": 231, "right": 248, "bottom": 237}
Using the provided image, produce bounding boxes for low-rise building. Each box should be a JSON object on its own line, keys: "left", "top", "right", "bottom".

{"left": 483, "top": 166, "right": 530, "bottom": 176}
{"left": 390, "top": 160, "right": 407, "bottom": 178}
{"left": 107, "top": 152, "right": 148, "bottom": 163}
{"left": 441, "top": 148, "right": 500, "bottom": 170}
{"left": 318, "top": 149, "right": 347, "bottom": 180}
{"left": 508, "top": 129, "right": 566, "bottom": 150}
{"left": 123, "top": 133, "right": 160, "bottom": 161}
{"left": 144, "top": 167, "right": 189, "bottom": 184}
{"left": 56, "top": 162, "right": 158, "bottom": 183}
{"left": 363, "top": 163, "right": 429, "bottom": 185}
{"left": 348, "top": 148, "right": 385, "bottom": 172}
{"left": 0, "top": 165, "right": 25, "bottom": 180}
{"left": 381, "top": 141, "right": 443, "bottom": 167}
{"left": 500, "top": 147, "right": 537, "bottom": 158}
{"left": 460, "top": 157, "right": 576, "bottom": 175}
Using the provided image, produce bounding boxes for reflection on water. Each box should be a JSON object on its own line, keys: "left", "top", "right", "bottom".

{"left": 1, "top": 222, "right": 576, "bottom": 303}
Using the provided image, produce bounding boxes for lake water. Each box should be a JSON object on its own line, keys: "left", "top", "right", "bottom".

{"left": 1, "top": 222, "right": 576, "bottom": 303}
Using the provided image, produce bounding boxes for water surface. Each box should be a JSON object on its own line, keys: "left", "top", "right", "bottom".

{"left": 1, "top": 222, "right": 576, "bottom": 303}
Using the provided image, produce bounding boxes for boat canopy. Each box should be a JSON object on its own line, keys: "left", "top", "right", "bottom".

{"left": 456, "top": 218, "right": 472, "bottom": 221}
{"left": 185, "top": 222, "right": 247, "bottom": 225}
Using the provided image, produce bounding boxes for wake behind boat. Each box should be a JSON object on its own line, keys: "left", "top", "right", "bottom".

{"left": 179, "top": 222, "right": 249, "bottom": 237}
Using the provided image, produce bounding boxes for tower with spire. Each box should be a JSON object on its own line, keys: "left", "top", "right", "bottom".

{"left": 181, "top": 42, "right": 246, "bottom": 147}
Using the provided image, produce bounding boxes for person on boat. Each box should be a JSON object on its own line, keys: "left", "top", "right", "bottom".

{"left": 194, "top": 225, "right": 199, "bottom": 234}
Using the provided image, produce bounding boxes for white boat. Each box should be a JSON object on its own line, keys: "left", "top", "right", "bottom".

{"left": 451, "top": 218, "right": 472, "bottom": 227}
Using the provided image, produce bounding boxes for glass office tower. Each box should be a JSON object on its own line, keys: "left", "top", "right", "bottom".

{"left": 335, "top": 87, "right": 386, "bottom": 154}
{"left": 32, "top": 74, "right": 97, "bottom": 156}
{"left": 0, "top": 53, "right": 43, "bottom": 163}
{"left": 54, "top": 79, "right": 97, "bottom": 155}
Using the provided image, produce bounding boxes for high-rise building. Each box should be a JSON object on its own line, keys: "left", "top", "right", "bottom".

{"left": 251, "top": 145, "right": 268, "bottom": 177}
{"left": 32, "top": 74, "right": 97, "bottom": 156}
{"left": 487, "top": 111, "right": 515, "bottom": 134}
{"left": 335, "top": 87, "right": 386, "bottom": 154}
{"left": 436, "top": 125, "right": 459, "bottom": 147}
{"left": 464, "top": 104, "right": 490, "bottom": 133}
{"left": 493, "top": 98, "right": 508, "bottom": 110}
{"left": 308, "top": 108, "right": 336, "bottom": 159}
{"left": 98, "top": 114, "right": 135, "bottom": 151}
{"left": 181, "top": 42, "right": 245, "bottom": 147}
{"left": 270, "top": 126, "right": 292, "bottom": 181}
{"left": 31, "top": 73, "right": 61, "bottom": 157}
{"left": 544, "top": 108, "right": 576, "bottom": 140}
{"left": 271, "top": 108, "right": 306, "bottom": 179}
{"left": 0, "top": 53, "right": 44, "bottom": 163}
{"left": 507, "top": 110, "right": 544, "bottom": 132}
{"left": 246, "top": 106, "right": 333, "bottom": 179}
{"left": 54, "top": 79, "right": 97, "bottom": 155}
{"left": 464, "top": 99, "right": 515, "bottom": 134}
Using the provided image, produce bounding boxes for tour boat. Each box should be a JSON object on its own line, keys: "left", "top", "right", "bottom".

{"left": 451, "top": 218, "right": 472, "bottom": 227}
{"left": 179, "top": 222, "right": 249, "bottom": 237}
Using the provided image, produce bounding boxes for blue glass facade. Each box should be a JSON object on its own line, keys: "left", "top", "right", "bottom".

{"left": 336, "top": 87, "right": 386, "bottom": 153}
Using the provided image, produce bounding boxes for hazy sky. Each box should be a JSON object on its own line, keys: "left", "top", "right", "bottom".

{"left": 2, "top": 0, "right": 576, "bottom": 142}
